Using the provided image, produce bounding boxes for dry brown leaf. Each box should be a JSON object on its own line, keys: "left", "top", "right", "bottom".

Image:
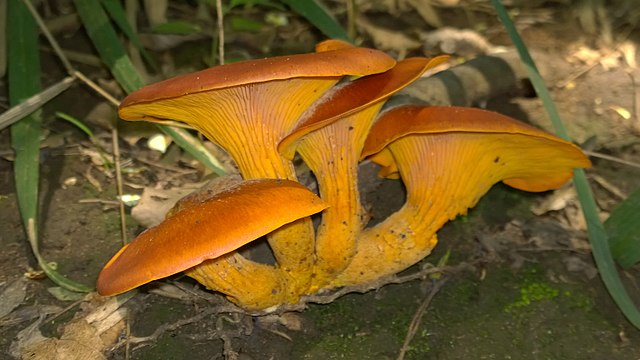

{"left": 420, "top": 27, "right": 493, "bottom": 57}
{"left": 14, "top": 294, "right": 128, "bottom": 360}
{"left": 357, "top": 18, "right": 421, "bottom": 59}
{"left": 531, "top": 186, "right": 577, "bottom": 215}
{"left": 131, "top": 183, "right": 206, "bottom": 228}
{"left": 0, "top": 278, "right": 27, "bottom": 319}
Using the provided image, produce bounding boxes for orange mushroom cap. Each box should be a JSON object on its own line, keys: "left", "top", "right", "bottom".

{"left": 315, "top": 39, "right": 355, "bottom": 52}
{"left": 333, "top": 105, "right": 591, "bottom": 287}
{"left": 116, "top": 42, "right": 395, "bottom": 284}
{"left": 279, "top": 56, "right": 449, "bottom": 159}
{"left": 363, "top": 105, "right": 591, "bottom": 191}
{"left": 96, "top": 179, "right": 327, "bottom": 296}
{"left": 119, "top": 46, "right": 396, "bottom": 121}
{"left": 276, "top": 57, "right": 447, "bottom": 288}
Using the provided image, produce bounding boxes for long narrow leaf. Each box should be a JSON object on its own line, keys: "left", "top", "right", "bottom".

{"left": 605, "top": 187, "right": 640, "bottom": 268}
{"left": 73, "top": 0, "right": 226, "bottom": 175}
{"left": 72, "top": 0, "right": 143, "bottom": 93}
{"left": 9, "top": 0, "right": 92, "bottom": 293}
{"left": 100, "top": 0, "right": 158, "bottom": 71}
{"left": 491, "top": 0, "right": 640, "bottom": 328}
{"left": 0, "top": 76, "right": 75, "bottom": 131}
{"left": 281, "top": 0, "right": 350, "bottom": 41}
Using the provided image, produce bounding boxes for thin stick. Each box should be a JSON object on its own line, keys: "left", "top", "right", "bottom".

{"left": 585, "top": 150, "right": 640, "bottom": 169}
{"left": 216, "top": 0, "right": 224, "bottom": 65}
{"left": 346, "top": 0, "right": 356, "bottom": 40}
{"left": 396, "top": 278, "right": 448, "bottom": 360}
{"left": 22, "top": 0, "right": 74, "bottom": 73}
{"left": 125, "top": 314, "right": 132, "bottom": 360}
{"left": 112, "top": 128, "right": 128, "bottom": 244}
{"left": 72, "top": 70, "right": 121, "bottom": 106}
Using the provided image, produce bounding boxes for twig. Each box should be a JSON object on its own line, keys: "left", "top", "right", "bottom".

{"left": 22, "top": 0, "right": 73, "bottom": 73}
{"left": 396, "top": 278, "right": 448, "bottom": 360}
{"left": 72, "top": 70, "right": 121, "bottom": 106}
{"left": 110, "top": 304, "right": 243, "bottom": 352}
{"left": 590, "top": 173, "right": 627, "bottom": 200}
{"left": 346, "top": 0, "right": 356, "bottom": 40}
{"left": 134, "top": 156, "right": 200, "bottom": 174}
{"left": 125, "top": 313, "right": 132, "bottom": 360}
{"left": 112, "top": 127, "right": 128, "bottom": 245}
{"left": 216, "top": 0, "right": 224, "bottom": 65}
{"left": 269, "top": 261, "right": 475, "bottom": 314}
{"left": 585, "top": 150, "right": 640, "bottom": 169}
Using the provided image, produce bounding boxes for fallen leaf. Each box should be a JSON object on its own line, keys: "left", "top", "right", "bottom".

{"left": 357, "top": 17, "right": 421, "bottom": 59}
{"left": 131, "top": 184, "right": 203, "bottom": 228}
{"left": 0, "top": 278, "right": 27, "bottom": 319}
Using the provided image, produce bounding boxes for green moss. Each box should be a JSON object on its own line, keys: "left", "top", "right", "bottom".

{"left": 505, "top": 282, "right": 560, "bottom": 312}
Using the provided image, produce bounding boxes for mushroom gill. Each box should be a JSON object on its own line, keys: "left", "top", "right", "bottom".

{"left": 117, "top": 42, "right": 396, "bottom": 305}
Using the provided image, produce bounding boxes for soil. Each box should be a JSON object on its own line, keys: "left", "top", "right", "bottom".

{"left": 1, "top": 1, "right": 640, "bottom": 360}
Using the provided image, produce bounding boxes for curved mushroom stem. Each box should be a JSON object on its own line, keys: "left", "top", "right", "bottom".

{"left": 279, "top": 58, "right": 447, "bottom": 290}
{"left": 186, "top": 253, "right": 298, "bottom": 311}
{"left": 333, "top": 126, "right": 590, "bottom": 286}
{"left": 141, "top": 78, "right": 340, "bottom": 297}
{"left": 295, "top": 105, "right": 382, "bottom": 289}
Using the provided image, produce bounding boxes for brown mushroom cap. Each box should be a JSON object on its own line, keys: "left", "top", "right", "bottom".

{"left": 96, "top": 179, "right": 327, "bottom": 296}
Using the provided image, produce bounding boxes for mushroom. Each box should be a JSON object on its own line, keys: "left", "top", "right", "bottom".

{"left": 333, "top": 105, "right": 591, "bottom": 286}
{"left": 97, "top": 178, "right": 327, "bottom": 310}
{"left": 117, "top": 41, "right": 396, "bottom": 300}
{"left": 279, "top": 56, "right": 448, "bottom": 288}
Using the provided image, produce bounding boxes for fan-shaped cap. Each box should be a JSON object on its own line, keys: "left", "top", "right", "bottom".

{"left": 278, "top": 56, "right": 449, "bottom": 159}
{"left": 363, "top": 105, "right": 591, "bottom": 191}
{"left": 119, "top": 45, "right": 396, "bottom": 121}
{"left": 96, "top": 179, "right": 328, "bottom": 296}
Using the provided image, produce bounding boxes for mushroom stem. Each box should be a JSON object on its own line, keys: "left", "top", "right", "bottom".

{"left": 333, "top": 106, "right": 591, "bottom": 286}
{"left": 296, "top": 105, "right": 381, "bottom": 288}
{"left": 186, "top": 253, "right": 297, "bottom": 311}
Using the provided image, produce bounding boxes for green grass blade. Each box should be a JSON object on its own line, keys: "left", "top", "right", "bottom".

{"left": 56, "top": 111, "right": 95, "bottom": 139}
{"left": 100, "top": 0, "right": 158, "bottom": 71}
{"left": 281, "top": 0, "right": 350, "bottom": 41}
{"left": 605, "top": 187, "right": 640, "bottom": 268}
{"left": 491, "top": 0, "right": 640, "bottom": 328}
{"left": 9, "top": 0, "right": 92, "bottom": 293}
{"left": 73, "top": 0, "right": 226, "bottom": 175}
{"left": 72, "top": 0, "right": 144, "bottom": 93}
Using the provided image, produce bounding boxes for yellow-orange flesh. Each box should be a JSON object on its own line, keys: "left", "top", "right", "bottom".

{"left": 279, "top": 57, "right": 448, "bottom": 289}
{"left": 333, "top": 105, "right": 590, "bottom": 286}
{"left": 117, "top": 47, "right": 397, "bottom": 303}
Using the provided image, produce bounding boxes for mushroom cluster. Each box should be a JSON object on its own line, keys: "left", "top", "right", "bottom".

{"left": 97, "top": 40, "right": 591, "bottom": 311}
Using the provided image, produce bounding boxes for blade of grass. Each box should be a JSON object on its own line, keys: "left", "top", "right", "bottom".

{"left": 491, "top": 0, "right": 640, "bottom": 328}
{"left": 605, "top": 187, "right": 640, "bottom": 268}
{"left": 9, "top": 0, "right": 92, "bottom": 293}
{"left": 0, "top": 76, "right": 76, "bottom": 131}
{"left": 100, "top": 0, "right": 158, "bottom": 71}
{"left": 281, "top": 0, "right": 350, "bottom": 41}
{"left": 73, "top": 0, "right": 227, "bottom": 175}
